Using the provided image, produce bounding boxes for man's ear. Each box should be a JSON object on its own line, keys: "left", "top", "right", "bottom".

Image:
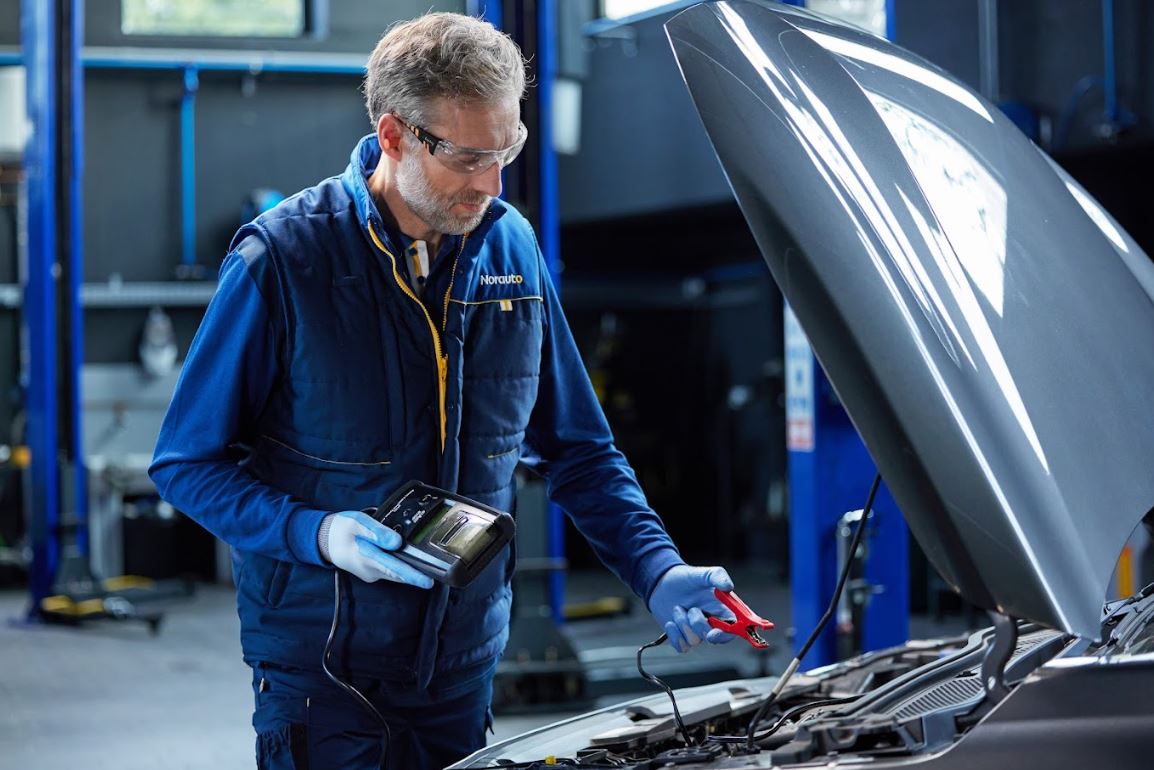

{"left": 377, "top": 114, "right": 404, "bottom": 162}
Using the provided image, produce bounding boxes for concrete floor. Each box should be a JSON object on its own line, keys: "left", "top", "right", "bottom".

{"left": 0, "top": 567, "right": 972, "bottom": 769}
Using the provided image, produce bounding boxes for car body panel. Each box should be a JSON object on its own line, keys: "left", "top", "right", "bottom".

{"left": 664, "top": 0, "right": 1154, "bottom": 640}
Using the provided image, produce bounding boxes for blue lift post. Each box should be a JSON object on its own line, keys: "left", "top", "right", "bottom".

{"left": 22, "top": 0, "right": 63, "bottom": 615}
{"left": 535, "top": 0, "right": 567, "bottom": 627}
{"left": 22, "top": 0, "right": 87, "bottom": 616}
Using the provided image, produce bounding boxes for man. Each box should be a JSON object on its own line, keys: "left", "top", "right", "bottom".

{"left": 150, "top": 12, "right": 737, "bottom": 770}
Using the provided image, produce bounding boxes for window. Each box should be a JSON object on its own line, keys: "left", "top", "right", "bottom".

{"left": 804, "top": 1, "right": 887, "bottom": 38}
{"left": 121, "top": 0, "right": 307, "bottom": 38}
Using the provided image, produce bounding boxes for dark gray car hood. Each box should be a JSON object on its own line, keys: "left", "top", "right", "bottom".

{"left": 667, "top": 0, "right": 1154, "bottom": 640}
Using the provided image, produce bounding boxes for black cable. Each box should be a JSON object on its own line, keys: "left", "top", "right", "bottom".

{"left": 636, "top": 633, "right": 694, "bottom": 746}
{"left": 323, "top": 571, "right": 391, "bottom": 770}
{"left": 708, "top": 695, "right": 860, "bottom": 744}
{"left": 743, "top": 473, "right": 882, "bottom": 749}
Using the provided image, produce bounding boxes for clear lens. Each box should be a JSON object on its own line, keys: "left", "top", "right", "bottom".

{"left": 437, "top": 123, "right": 528, "bottom": 175}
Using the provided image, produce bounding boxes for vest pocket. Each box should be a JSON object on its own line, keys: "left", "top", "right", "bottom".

{"left": 461, "top": 297, "right": 544, "bottom": 381}
{"left": 259, "top": 434, "right": 392, "bottom": 468}
{"left": 266, "top": 560, "right": 293, "bottom": 607}
{"left": 250, "top": 434, "right": 399, "bottom": 513}
{"left": 441, "top": 577, "right": 512, "bottom": 661}
{"left": 484, "top": 445, "right": 519, "bottom": 461}
{"left": 239, "top": 553, "right": 291, "bottom": 610}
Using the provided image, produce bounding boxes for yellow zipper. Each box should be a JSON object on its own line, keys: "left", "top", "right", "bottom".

{"left": 368, "top": 221, "right": 450, "bottom": 451}
{"left": 442, "top": 237, "right": 465, "bottom": 333}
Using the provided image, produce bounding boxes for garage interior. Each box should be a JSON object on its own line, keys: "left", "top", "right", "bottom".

{"left": 2, "top": 1, "right": 1154, "bottom": 768}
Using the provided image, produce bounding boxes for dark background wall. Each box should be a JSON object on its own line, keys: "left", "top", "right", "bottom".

{"left": 0, "top": 171, "right": 18, "bottom": 462}
{"left": 557, "top": 7, "right": 732, "bottom": 223}
{"left": 0, "top": 1, "right": 18, "bottom": 45}
{"left": 891, "top": 0, "right": 980, "bottom": 89}
{"left": 83, "top": 72, "right": 370, "bottom": 282}
{"left": 998, "top": 0, "right": 1153, "bottom": 147}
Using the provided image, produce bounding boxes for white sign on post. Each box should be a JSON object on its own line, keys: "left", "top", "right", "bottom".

{"left": 784, "top": 305, "right": 815, "bottom": 452}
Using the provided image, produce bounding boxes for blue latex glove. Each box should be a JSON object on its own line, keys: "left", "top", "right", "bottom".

{"left": 318, "top": 510, "right": 433, "bottom": 589}
{"left": 647, "top": 565, "right": 737, "bottom": 653}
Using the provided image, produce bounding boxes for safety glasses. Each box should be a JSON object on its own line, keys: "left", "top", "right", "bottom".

{"left": 396, "top": 115, "right": 528, "bottom": 175}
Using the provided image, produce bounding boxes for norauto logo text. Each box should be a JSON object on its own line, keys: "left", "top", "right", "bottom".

{"left": 479, "top": 274, "right": 524, "bottom": 286}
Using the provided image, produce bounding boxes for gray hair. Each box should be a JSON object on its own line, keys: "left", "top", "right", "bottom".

{"left": 363, "top": 12, "right": 528, "bottom": 129}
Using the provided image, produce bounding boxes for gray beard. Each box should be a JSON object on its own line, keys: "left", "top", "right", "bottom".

{"left": 395, "top": 152, "right": 489, "bottom": 236}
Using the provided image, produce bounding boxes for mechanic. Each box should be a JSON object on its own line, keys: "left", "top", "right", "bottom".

{"left": 150, "top": 12, "right": 738, "bottom": 770}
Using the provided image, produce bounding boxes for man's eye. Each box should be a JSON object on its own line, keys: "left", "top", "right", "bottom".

{"left": 454, "top": 152, "right": 484, "bottom": 166}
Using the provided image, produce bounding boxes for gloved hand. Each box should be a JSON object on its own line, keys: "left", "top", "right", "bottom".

{"left": 647, "top": 565, "right": 736, "bottom": 653}
{"left": 318, "top": 510, "right": 434, "bottom": 588}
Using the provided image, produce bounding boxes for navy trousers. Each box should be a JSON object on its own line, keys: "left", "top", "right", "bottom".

{"left": 251, "top": 663, "right": 494, "bottom": 770}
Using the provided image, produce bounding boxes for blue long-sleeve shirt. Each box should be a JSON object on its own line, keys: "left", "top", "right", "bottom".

{"left": 148, "top": 137, "right": 686, "bottom": 680}
{"left": 151, "top": 135, "right": 685, "bottom": 611}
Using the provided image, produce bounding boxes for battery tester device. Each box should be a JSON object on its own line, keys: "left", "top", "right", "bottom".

{"left": 368, "top": 480, "right": 515, "bottom": 588}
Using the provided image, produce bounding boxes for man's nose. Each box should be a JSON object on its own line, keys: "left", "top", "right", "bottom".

{"left": 473, "top": 163, "right": 503, "bottom": 198}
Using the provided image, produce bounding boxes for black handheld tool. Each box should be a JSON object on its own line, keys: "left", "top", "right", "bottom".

{"left": 368, "top": 480, "right": 514, "bottom": 588}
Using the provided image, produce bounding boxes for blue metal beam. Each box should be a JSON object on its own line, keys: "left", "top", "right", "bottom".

{"left": 0, "top": 48, "right": 366, "bottom": 74}
{"left": 83, "top": 57, "right": 363, "bottom": 74}
{"left": 22, "top": 0, "right": 63, "bottom": 614}
{"left": 466, "top": 0, "right": 503, "bottom": 28}
{"left": 180, "top": 66, "right": 198, "bottom": 266}
{"left": 472, "top": 0, "right": 565, "bottom": 625}
{"left": 537, "top": 0, "right": 567, "bottom": 626}
{"left": 1102, "top": 0, "right": 1117, "bottom": 123}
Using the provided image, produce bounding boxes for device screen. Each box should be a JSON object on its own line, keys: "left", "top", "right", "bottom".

{"left": 440, "top": 521, "right": 495, "bottom": 561}
{"left": 410, "top": 501, "right": 456, "bottom": 544}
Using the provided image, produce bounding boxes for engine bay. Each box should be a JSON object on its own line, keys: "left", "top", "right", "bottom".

{"left": 464, "top": 626, "right": 1073, "bottom": 769}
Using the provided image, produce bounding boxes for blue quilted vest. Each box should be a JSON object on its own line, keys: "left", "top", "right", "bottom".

{"left": 230, "top": 136, "right": 548, "bottom": 691}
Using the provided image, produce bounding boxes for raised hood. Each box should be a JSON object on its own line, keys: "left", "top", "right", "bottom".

{"left": 667, "top": 0, "right": 1154, "bottom": 640}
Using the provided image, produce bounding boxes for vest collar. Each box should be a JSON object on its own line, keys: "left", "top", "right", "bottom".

{"left": 342, "top": 134, "right": 509, "bottom": 251}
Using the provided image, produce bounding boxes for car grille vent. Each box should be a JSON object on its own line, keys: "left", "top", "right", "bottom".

{"left": 890, "top": 676, "right": 984, "bottom": 720}
{"left": 1011, "top": 631, "right": 1053, "bottom": 657}
{"left": 958, "top": 630, "right": 1058, "bottom": 677}
{"left": 885, "top": 630, "right": 1063, "bottom": 722}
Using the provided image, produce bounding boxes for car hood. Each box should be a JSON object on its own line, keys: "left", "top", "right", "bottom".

{"left": 667, "top": 0, "right": 1154, "bottom": 640}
